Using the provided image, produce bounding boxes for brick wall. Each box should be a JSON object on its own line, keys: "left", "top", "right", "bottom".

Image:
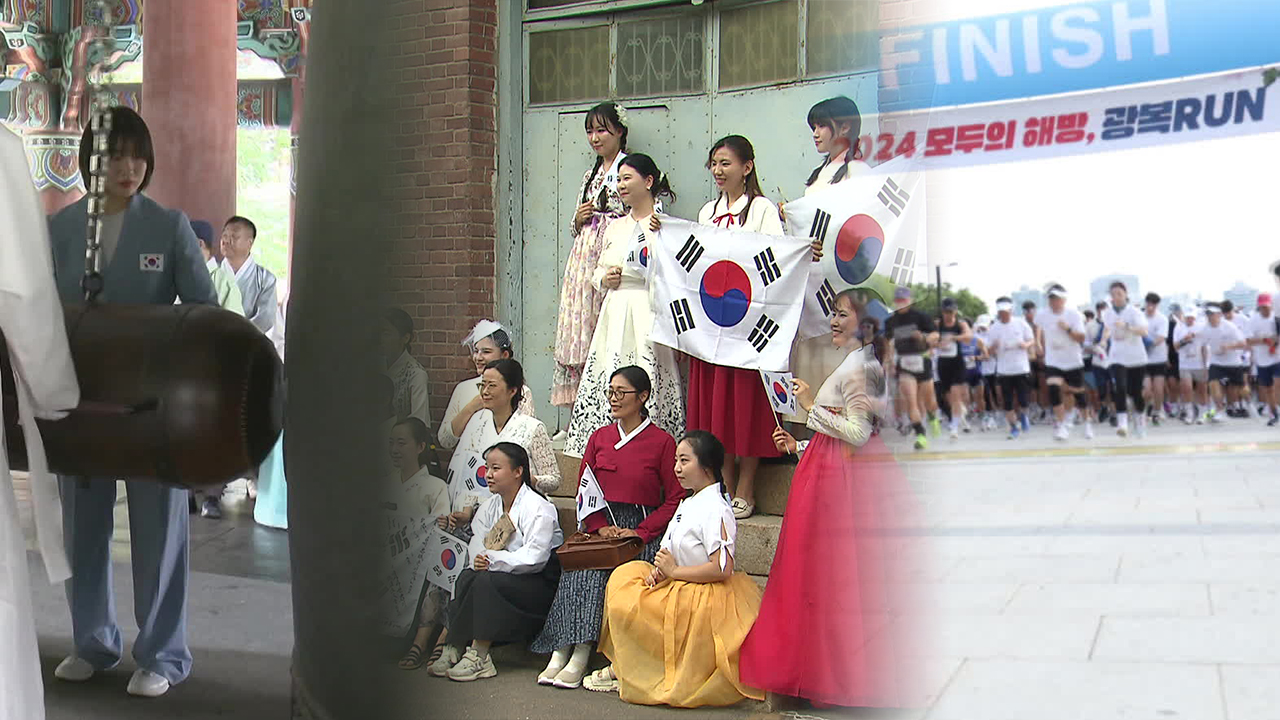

{"left": 387, "top": 0, "right": 499, "bottom": 427}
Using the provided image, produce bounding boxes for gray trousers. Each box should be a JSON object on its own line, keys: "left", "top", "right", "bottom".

{"left": 59, "top": 477, "right": 192, "bottom": 683}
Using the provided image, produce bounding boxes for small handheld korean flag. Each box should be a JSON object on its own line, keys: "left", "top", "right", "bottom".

{"left": 624, "top": 226, "right": 652, "bottom": 277}
{"left": 576, "top": 465, "right": 612, "bottom": 528}
{"left": 648, "top": 218, "right": 809, "bottom": 372}
{"left": 424, "top": 525, "right": 470, "bottom": 597}
{"left": 784, "top": 154, "right": 927, "bottom": 341}
{"left": 759, "top": 370, "right": 797, "bottom": 417}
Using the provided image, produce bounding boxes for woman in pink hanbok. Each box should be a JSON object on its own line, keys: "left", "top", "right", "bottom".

{"left": 551, "top": 102, "right": 632, "bottom": 423}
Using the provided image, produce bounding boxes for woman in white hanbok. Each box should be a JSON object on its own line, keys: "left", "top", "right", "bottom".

{"left": 0, "top": 127, "right": 82, "bottom": 720}
{"left": 787, "top": 96, "right": 869, "bottom": 428}
{"left": 438, "top": 320, "right": 536, "bottom": 450}
{"left": 440, "top": 359, "right": 559, "bottom": 536}
{"left": 563, "top": 154, "right": 685, "bottom": 459}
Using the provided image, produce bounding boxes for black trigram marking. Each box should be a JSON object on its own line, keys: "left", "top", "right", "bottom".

{"left": 467, "top": 456, "right": 478, "bottom": 469}
{"left": 579, "top": 475, "right": 590, "bottom": 489}
{"left": 890, "top": 248, "right": 915, "bottom": 284}
{"left": 670, "top": 298, "right": 696, "bottom": 334}
{"left": 587, "top": 496, "right": 599, "bottom": 509}
{"left": 446, "top": 469, "right": 455, "bottom": 485}
{"left": 749, "top": 314, "right": 781, "bottom": 352}
{"left": 878, "top": 178, "right": 910, "bottom": 217}
{"left": 676, "top": 235, "right": 705, "bottom": 273}
{"left": 816, "top": 279, "right": 837, "bottom": 317}
{"left": 753, "top": 247, "right": 782, "bottom": 286}
{"left": 809, "top": 209, "right": 832, "bottom": 243}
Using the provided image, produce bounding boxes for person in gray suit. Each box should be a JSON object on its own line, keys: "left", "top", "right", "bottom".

{"left": 46, "top": 106, "right": 217, "bottom": 698}
{"left": 219, "top": 215, "right": 278, "bottom": 335}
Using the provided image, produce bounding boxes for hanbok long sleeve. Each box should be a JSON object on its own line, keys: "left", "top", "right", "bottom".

{"left": 805, "top": 348, "right": 875, "bottom": 448}
{"left": 0, "top": 126, "right": 81, "bottom": 720}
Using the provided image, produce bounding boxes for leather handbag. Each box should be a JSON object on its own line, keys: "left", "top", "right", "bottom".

{"left": 555, "top": 532, "right": 644, "bottom": 571}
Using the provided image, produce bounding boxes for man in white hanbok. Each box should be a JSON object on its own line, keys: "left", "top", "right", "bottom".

{"left": 0, "top": 127, "right": 81, "bottom": 719}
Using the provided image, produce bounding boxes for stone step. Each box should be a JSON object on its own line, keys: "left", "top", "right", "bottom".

{"left": 552, "top": 452, "right": 796, "bottom": 517}
{"left": 549, "top": 496, "right": 780, "bottom": 578}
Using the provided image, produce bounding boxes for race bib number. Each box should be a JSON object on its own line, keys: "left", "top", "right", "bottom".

{"left": 899, "top": 355, "right": 925, "bottom": 374}
{"left": 937, "top": 341, "right": 958, "bottom": 358}
{"left": 964, "top": 356, "right": 976, "bottom": 369}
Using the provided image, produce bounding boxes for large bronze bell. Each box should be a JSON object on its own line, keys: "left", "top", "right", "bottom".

{"left": 1, "top": 302, "right": 284, "bottom": 489}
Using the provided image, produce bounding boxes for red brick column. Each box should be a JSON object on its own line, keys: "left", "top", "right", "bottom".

{"left": 387, "top": 0, "right": 498, "bottom": 428}
{"left": 141, "top": 0, "right": 239, "bottom": 230}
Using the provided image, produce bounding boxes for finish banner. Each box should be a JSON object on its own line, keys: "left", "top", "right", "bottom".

{"left": 867, "top": 68, "right": 1276, "bottom": 171}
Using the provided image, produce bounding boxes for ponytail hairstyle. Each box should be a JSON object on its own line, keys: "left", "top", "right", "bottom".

{"left": 707, "top": 135, "right": 764, "bottom": 225}
{"left": 582, "top": 102, "right": 630, "bottom": 205}
{"left": 483, "top": 358, "right": 525, "bottom": 413}
{"left": 618, "top": 153, "right": 676, "bottom": 204}
{"left": 804, "top": 96, "right": 862, "bottom": 187}
{"left": 485, "top": 441, "right": 542, "bottom": 497}
{"left": 609, "top": 365, "right": 652, "bottom": 419}
{"left": 395, "top": 417, "right": 431, "bottom": 467}
{"left": 680, "top": 430, "right": 727, "bottom": 497}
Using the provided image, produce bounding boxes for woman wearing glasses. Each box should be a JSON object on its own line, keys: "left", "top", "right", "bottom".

{"left": 439, "top": 319, "right": 537, "bottom": 450}
{"left": 531, "top": 366, "right": 684, "bottom": 690}
{"left": 440, "top": 359, "right": 560, "bottom": 539}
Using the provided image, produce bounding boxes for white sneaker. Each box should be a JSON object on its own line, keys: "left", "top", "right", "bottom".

{"left": 1134, "top": 415, "right": 1147, "bottom": 439}
{"left": 126, "top": 669, "right": 170, "bottom": 698}
{"left": 446, "top": 649, "right": 497, "bottom": 682}
{"left": 54, "top": 656, "right": 95, "bottom": 682}
{"left": 1054, "top": 425, "right": 1069, "bottom": 441}
{"left": 428, "top": 645, "right": 461, "bottom": 677}
{"left": 1084, "top": 421, "right": 1095, "bottom": 439}
{"left": 1117, "top": 413, "right": 1129, "bottom": 437}
{"left": 552, "top": 430, "right": 569, "bottom": 442}
{"left": 949, "top": 425, "right": 959, "bottom": 440}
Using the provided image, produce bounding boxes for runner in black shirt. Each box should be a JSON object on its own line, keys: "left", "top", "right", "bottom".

{"left": 884, "top": 286, "right": 939, "bottom": 450}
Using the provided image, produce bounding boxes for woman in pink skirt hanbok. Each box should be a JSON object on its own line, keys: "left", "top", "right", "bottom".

{"left": 739, "top": 289, "right": 921, "bottom": 710}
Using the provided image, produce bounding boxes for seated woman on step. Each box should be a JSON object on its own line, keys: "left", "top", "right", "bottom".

{"left": 439, "top": 319, "right": 536, "bottom": 450}
{"left": 440, "top": 359, "right": 559, "bottom": 542}
{"left": 390, "top": 418, "right": 451, "bottom": 670}
{"left": 592, "top": 431, "right": 764, "bottom": 708}
{"left": 531, "top": 366, "right": 684, "bottom": 689}
{"left": 428, "top": 442, "right": 564, "bottom": 681}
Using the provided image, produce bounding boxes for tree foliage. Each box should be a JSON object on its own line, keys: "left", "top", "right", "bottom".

{"left": 905, "top": 281, "right": 989, "bottom": 320}
{"left": 234, "top": 127, "right": 291, "bottom": 283}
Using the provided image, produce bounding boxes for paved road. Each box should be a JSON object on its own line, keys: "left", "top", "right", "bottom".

{"left": 896, "top": 418, "right": 1280, "bottom": 720}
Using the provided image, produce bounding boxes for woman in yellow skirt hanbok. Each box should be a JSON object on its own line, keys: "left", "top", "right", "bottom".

{"left": 593, "top": 431, "right": 762, "bottom": 708}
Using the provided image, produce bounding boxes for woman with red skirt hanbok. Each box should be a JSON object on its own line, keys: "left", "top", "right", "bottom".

{"left": 739, "top": 289, "right": 921, "bottom": 710}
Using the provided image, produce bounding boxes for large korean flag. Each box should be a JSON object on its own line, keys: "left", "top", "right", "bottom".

{"left": 784, "top": 155, "right": 927, "bottom": 341}
{"left": 424, "top": 525, "right": 470, "bottom": 597}
{"left": 378, "top": 504, "right": 437, "bottom": 636}
{"left": 445, "top": 449, "right": 491, "bottom": 514}
{"left": 649, "top": 218, "right": 809, "bottom": 372}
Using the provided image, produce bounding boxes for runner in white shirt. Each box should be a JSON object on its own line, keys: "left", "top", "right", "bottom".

{"left": 1202, "top": 304, "right": 1248, "bottom": 423}
{"left": 987, "top": 297, "right": 1035, "bottom": 439}
{"left": 974, "top": 315, "right": 999, "bottom": 431}
{"left": 1172, "top": 308, "right": 1209, "bottom": 424}
{"left": 1035, "top": 285, "right": 1090, "bottom": 441}
{"left": 1141, "top": 293, "right": 1170, "bottom": 425}
{"left": 1246, "top": 293, "right": 1280, "bottom": 426}
{"left": 1081, "top": 308, "right": 1104, "bottom": 429}
{"left": 1100, "top": 281, "right": 1150, "bottom": 438}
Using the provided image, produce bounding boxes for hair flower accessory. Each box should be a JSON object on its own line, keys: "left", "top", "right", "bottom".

{"left": 613, "top": 103, "right": 630, "bottom": 128}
